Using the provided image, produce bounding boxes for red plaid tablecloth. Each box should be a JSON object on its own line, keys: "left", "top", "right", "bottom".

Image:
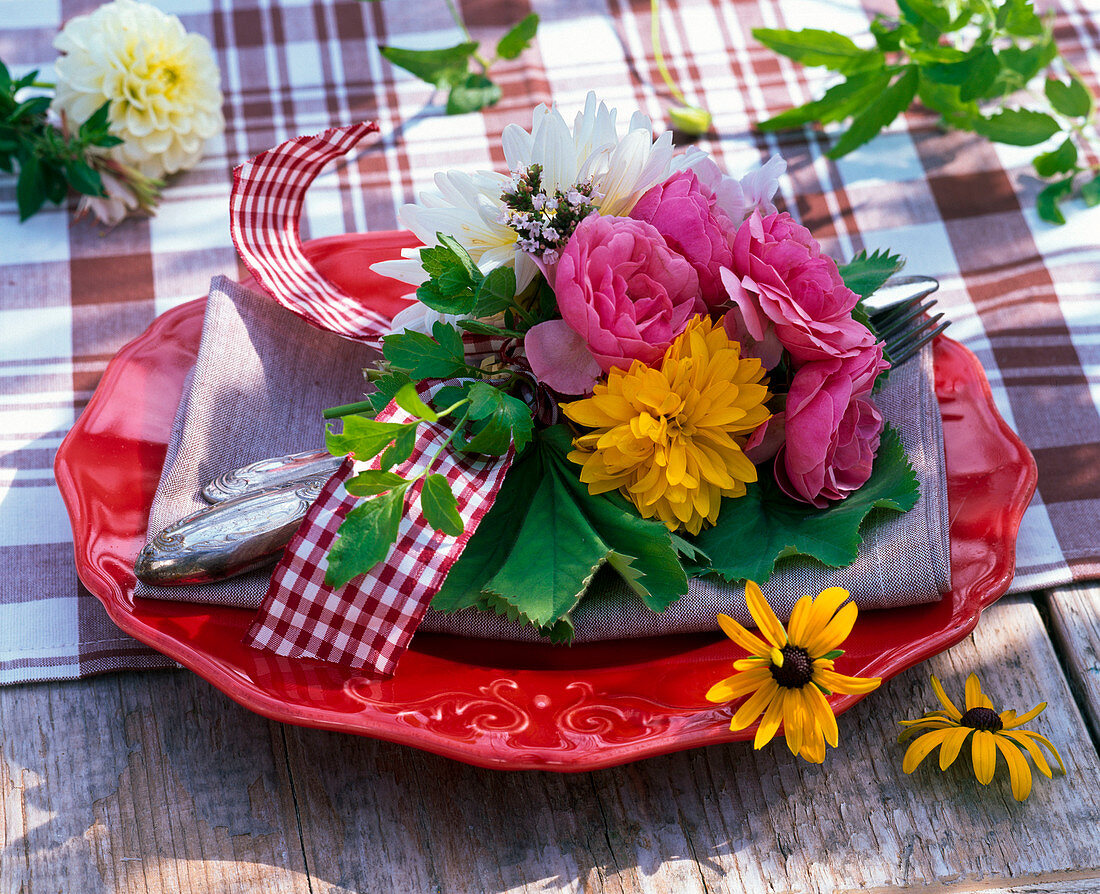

{"left": 2, "top": 0, "right": 1098, "bottom": 684}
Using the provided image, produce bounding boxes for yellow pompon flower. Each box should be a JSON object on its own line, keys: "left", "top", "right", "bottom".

{"left": 898, "top": 674, "right": 1065, "bottom": 802}
{"left": 705, "top": 582, "right": 881, "bottom": 763}
{"left": 561, "top": 315, "right": 770, "bottom": 535}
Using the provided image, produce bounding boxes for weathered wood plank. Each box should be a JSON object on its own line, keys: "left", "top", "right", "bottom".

{"left": 283, "top": 594, "right": 1100, "bottom": 894}
{"left": 1043, "top": 583, "right": 1100, "bottom": 741}
{"left": 0, "top": 671, "right": 311, "bottom": 894}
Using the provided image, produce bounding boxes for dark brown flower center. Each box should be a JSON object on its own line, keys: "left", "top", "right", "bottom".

{"left": 770, "top": 645, "right": 814, "bottom": 688}
{"left": 960, "top": 706, "right": 1003, "bottom": 731}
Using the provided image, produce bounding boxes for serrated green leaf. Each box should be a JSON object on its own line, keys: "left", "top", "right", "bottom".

{"left": 420, "top": 473, "right": 465, "bottom": 536}
{"left": 473, "top": 264, "right": 517, "bottom": 317}
{"left": 345, "top": 469, "right": 410, "bottom": 497}
{"left": 1033, "top": 138, "right": 1078, "bottom": 177}
{"left": 378, "top": 425, "right": 418, "bottom": 472}
{"left": 78, "top": 101, "right": 113, "bottom": 140}
{"left": 998, "top": 41, "right": 1057, "bottom": 85}
{"left": 1081, "top": 174, "right": 1100, "bottom": 207}
{"left": 461, "top": 380, "right": 534, "bottom": 453}
{"left": 1045, "top": 76, "right": 1092, "bottom": 118}
{"left": 997, "top": 0, "right": 1044, "bottom": 37}
{"left": 326, "top": 415, "right": 412, "bottom": 461}
{"left": 896, "top": 0, "right": 951, "bottom": 32}
{"left": 838, "top": 248, "right": 905, "bottom": 298}
{"left": 437, "top": 233, "right": 481, "bottom": 281}
{"left": 496, "top": 12, "right": 538, "bottom": 60}
{"left": 959, "top": 48, "right": 1001, "bottom": 103}
{"left": 446, "top": 72, "right": 502, "bottom": 115}
{"left": 382, "top": 321, "right": 468, "bottom": 379}
{"left": 1036, "top": 176, "right": 1074, "bottom": 225}
{"left": 757, "top": 68, "right": 891, "bottom": 132}
{"left": 691, "top": 426, "right": 919, "bottom": 583}
{"left": 325, "top": 488, "right": 407, "bottom": 587}
{"left": 16, "top": 153, "right": 44, "bottom": 221}
{"left": 827, "top": 65, "right": 919, "bottom": 159}
{"left": 393, "top": 382, "right": 439, "bottom": 422}
{"left": 752, "top": 28, "right": 884, "bottom": 75}
{"left": 367, "top": 370, "right": 413, "bottom": 412}
{"left": 379, "top": 41, "right": 476, "bottom": 89}
{"left": 971, "top": 108, "right": 1060, "bottom": 146}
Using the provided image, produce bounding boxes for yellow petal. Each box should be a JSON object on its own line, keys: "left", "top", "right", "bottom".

{"left": 903, "top": 728, "right": 954, "bottom": 774}
{"left": 800, "top": 587, "right": 850, "bottom": 645}
{"left": 1001, "top": 702, "right": 1046, "bottom": 729}
{"left": 803, "top": 682, "right": 839, "bottom": 748}
{"left": 972, "top": 729, "right": 997, "bottom": 784}
{"left": 1011, "top": 730, "right": 1066, "bottom": 774}
{"left": 930, "top": 675, "right": 962, "bottom": 720}
{"left": 730, "top": 679, "right": 779, "bottom": 730}
{"left": 753, "top": 688, "right": 786, "bottom": 749}
{"left": 732, "top": 656, "right": 769, "bottom": 671}
{"left": 815, "top": 667, "right": 881, "bottom": 695}
{"left": 782, "top": 691, "right": 807, "bottom": 756}
{"left": 965, "top": 673, "right": 994, "bottom": 711}
{"left": 745, "top": 581, "right": 787, "bottom": 649}
{"left": 803, "top": 600, "right": 859, "bottom": 657}
{"left": 785, "top": 594, "right": 814, "bottom": 647}
{"left": 705, "top": 667, "right": 773, "bottom": 703}
{"left": 1002, "top": 731, "right": 1054, "bottom": 778}
{"left": 798, "top": 720, "right": 827, "bottom": 764}
{"left": 716, "top": 613, "right": 769, "bottom": 657}
{"left": 994, "top": 735, "right": 1033, "bottom": 801}
{"left": 938, "top": 726, "right": 971, "bottom": 771}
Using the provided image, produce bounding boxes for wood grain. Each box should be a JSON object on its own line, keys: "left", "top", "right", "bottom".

{"left": 3, "top": 593, "right": 1100, "bottom": 893}
{"left": 1043, "top": 583, "right": 1100, "bottom": 741}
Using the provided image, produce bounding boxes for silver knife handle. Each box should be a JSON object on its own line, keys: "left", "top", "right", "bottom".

{"left": 202, "top": 449, "right": 340, "bottom": 502}
{"left": 135, "top": 475, "right": 329, "bottom": 585}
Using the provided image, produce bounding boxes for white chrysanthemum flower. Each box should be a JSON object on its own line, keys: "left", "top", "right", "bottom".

{"left": 373, "top": 92, "right": 676, "bottom": 294}
{"left": 52, "top": 0, "right": 224, "bottom": 180}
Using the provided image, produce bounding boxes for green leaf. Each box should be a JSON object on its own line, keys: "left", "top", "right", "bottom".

{"left": 838, "top": 248, "right": 905, "bottom": 298}
{"left": 998, "top": 41, "right": 1057, "bottom": 85}
{"left": 382, "top": 321, "right": 468, "bottom": 379}
{"left": 460, "top": 380, "right": 535, "bottom": 454}
{"left": 896, "top": 0, "right": 951, "bottom": 32}
{"left": 64, "top": 160, "right": 105, "bottom": 197}
{"left": 496, "top": 12, "right": 539, "bottom": 60}
{"left": 15, "top": 153, "right": 45, "bottom": 221}
{"left": 997, "top": 0, "right": 1044, "bottom": 37}
{"left": 1033, "top": 138, "right": 1078, "bottom": 177}
{"left": 959, "top": 48, "right": 1001, "bottom": 103}
{"left": 432, "top": 444, "right": 543, "bottom": 613}
{"left": 393, "top": 382, "right": 439, "bottom": 422}
{"left": 420, "top": 473, "right": 465, "bottom": 536}
{"left": 757, "top": 68, "right": 891, "bottom": 132}
{"left": 78, "top": 101, "right": 113, "bottom": 141}
{"left": 472, "top": 265, "right": 517, "bottom": 317}
{"left": 971, "top": 108, "right": 1060, "bottom": 146}
{"left": 869, "top": 17, "right": 904, "bottom": 53}
{"left": 457, "top": 319, "right": 523, "bottom": 338}
{"left": 1045, "top": 76, "right": 1092, "bottom": 119}
{"left": 367, "top": 370, "right": 413, "bottom": 412}
{"left": 0, "top": 59, "right": 11, "bottom": 95}
{"left": 378, "top": 426, "right": 418, "bottom": 472}
{"left": 691, "top": 426, "right": 919, "bottom": 583}
{"left": 752, "top": 28, "right": 884, "bottom": 74}
{"left": 326, "top": 415, "right": 411, "bottom": 461}
{"left": 446, "top": 72, "right": 502, "bottom": 115}
{"left": 1036, "top": 176, "right": 1074, "bottom": 225}
{"left": 345, "top": 469, "right": 411, "bottom": 497}
{"left": 827, "top": 65, "right": 919, "bottom": 159}
{"left": 379, "top": 41, "right": 476, "bottom": 89}
{"left": 1081, "top": 174, "right": 1100, "bottom": 208}
{"left": 325, "top": 487, "right": 407, "bottom": 588}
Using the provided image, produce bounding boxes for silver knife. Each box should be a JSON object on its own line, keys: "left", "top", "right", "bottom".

{"left": 202, "top": 449, "right": 341, "bottom": 502}
{"left": 135, "top": 474, "right": 331, "bottom": 585}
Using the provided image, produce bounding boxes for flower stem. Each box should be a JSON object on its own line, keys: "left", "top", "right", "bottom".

{"left": 443, "top": 0, "right": 492, "bottom": 72}
{"left": 323, "top": 400, "right": 377, "bottom": 419}
{"left": 650, "top": 0, "right": 688, "bottom": 107}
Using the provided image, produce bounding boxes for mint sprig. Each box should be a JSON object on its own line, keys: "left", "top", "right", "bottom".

{"left": 754, "top": 0, "right": 1100, "bottom": 224}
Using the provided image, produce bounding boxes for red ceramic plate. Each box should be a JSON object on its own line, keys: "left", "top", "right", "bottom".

{"left": 56, "top": 233, "right": 1037, "bottom": 771}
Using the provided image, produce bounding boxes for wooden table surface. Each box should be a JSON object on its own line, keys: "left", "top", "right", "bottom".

{"left": 2, "top": 585, "right": 1100, "bottom": 893}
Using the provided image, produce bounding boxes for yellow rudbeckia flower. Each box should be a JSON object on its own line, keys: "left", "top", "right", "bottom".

{"left": 561, "top": 315, "right": 770, "bottom": 535}
{"left": 706, "top": 582, "right": 881, "bottom": 763}
{"left": 898, "top": 673, "right": 1065, "bottom": 801}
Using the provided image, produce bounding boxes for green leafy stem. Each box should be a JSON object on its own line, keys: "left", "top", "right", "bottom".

{"left": 754, "top": 0, "right": 1100, "bottom": 223}
{"left": 360, "top": 0, "right": 539, "bottom": 115}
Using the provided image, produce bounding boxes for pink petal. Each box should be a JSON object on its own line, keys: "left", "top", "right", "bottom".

{"left": 524, "top": 319, "right": 603, "bottom": 395}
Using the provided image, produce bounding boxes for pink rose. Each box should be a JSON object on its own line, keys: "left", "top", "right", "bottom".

{"left": 725, "top": 211, "right": 876, "bottom": 365}
{"left": 629, "top": 170, "right": 733, "bottom": 309}
{"left": 776, "top": 347, "right": 889, "bottom": 507}
{"left": 554, "top": 213, "right": 700, "bottom": 373}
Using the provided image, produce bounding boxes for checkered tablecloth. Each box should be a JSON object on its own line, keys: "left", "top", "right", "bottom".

{"left": 2, "top": 0, "right": 1098, "bottom": 684}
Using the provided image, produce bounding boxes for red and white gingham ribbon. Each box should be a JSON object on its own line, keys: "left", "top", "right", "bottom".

{"left": 230, "top": 121, "right": 393, "bottom": 347}
{"left": 231, "top": 125, "right": 516, "bottom": 675}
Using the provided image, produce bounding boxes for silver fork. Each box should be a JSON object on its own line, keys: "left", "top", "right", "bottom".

{"left": 867, "top": 275, "right": 949, "bottom": 366}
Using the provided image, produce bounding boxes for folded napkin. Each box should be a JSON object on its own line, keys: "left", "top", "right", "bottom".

{"left": 137, "top": 276, "right": 952, "bottom": 642}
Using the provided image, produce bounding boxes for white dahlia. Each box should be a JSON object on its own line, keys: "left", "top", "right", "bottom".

{"left": 52, "top": 0, "right": 224, "bottom": 180}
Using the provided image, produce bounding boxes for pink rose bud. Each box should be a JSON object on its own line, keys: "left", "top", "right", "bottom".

{"left": 554, "top": 212, "right": 700, "bottom": 373}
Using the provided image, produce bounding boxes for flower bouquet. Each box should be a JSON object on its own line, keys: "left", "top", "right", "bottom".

{"left": 306, "top": 93, "right": 920, "bottom": 646}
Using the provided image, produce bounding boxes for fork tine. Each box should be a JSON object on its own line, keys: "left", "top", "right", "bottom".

{"left": 887, "top": 316, "right": 948, "bottom": 366}
{"left": 873, "top": 298, "right": 938, "bottom": 341}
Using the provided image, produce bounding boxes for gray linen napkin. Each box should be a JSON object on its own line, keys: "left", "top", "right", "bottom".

{"left": 137, "top": 276, "right": 951, "bottom": 640}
